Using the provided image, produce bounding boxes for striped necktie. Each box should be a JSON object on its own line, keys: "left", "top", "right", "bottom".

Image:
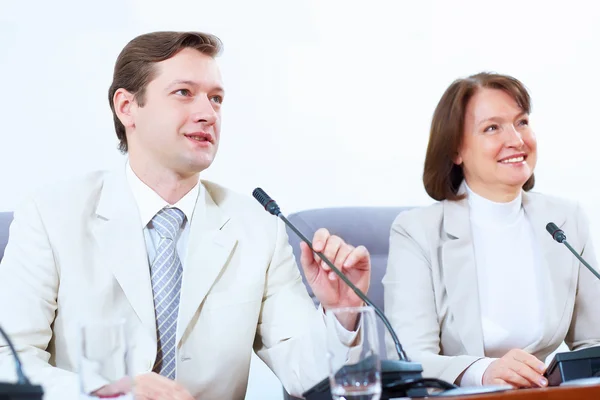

{"left": 150, "top": 207, "right": 185, "bottom": 379}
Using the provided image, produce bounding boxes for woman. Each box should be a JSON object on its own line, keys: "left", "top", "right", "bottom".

{"left": 383, "top": 72, "right": 600, "bottom": 389}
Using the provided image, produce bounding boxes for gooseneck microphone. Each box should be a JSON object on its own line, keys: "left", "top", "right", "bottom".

{"left": 546, "top": 222, "right": 600, "bottom": 281}
{"left": 253, "top": 188, "right": 408, "bottom": 361}
{"left": 252, "top": 188, "right": 460, "bottom": 400}
{"left": 544, "top": 222, "right": 600, "bottom": 386}
{"left": 253, "top": 188, "right": 461, "bottom": 399}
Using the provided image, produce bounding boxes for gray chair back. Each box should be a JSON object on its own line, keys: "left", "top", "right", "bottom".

{"left": 0, "top": 212, "right": 13, "bottom": 262}
{"left": 285, "top": 206, "right": 413, "bottom": 360}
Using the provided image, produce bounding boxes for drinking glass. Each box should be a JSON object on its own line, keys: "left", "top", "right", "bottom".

{"left": 326, "top": 306, "right": 382, "bottom": 400}
{"left": 79, "top": 319, "right": 133, "bottom": 399}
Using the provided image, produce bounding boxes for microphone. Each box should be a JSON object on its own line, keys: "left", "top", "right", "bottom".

{"left": 544, "top": 222, "right": 600, "bottom": 385}
{"left": 253, "top": 188, "right": 457, "bottom": 399}
{"left": 0, "top": 325, "right": 43, "bottom": 400}
{"left": 546, "top": 222, "right": 600, "bottom": 281}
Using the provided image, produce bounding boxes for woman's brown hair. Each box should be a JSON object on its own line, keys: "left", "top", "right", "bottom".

{"left": 423, "top": 72, "right": 534, "bottom": 201}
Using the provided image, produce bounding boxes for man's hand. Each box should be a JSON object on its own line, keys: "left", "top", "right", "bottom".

{"left": 133, "top": 372, "right": 195, "bottom": 400}
{"left": 300, "top": 228, "right": 370, "bottom": 329}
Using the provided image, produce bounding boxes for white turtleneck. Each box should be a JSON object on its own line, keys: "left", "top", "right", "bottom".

{"left": 460, "top": 184, "right": 544, "bottom": 386}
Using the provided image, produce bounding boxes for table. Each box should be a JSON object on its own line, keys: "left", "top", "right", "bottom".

{"left": 440, "top": 384, "right": 600, "bottom": 400}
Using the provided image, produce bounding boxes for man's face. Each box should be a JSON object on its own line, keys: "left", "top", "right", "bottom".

{"left": 126, "top": 48, "right": 224, "bottom": 177}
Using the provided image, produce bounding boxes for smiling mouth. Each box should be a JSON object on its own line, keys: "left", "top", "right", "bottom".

{"left": 184, "top": 134, "right": 212, "bottom": 144}
{"left": 499, "top": 155, "right": 527, "bottom": 164}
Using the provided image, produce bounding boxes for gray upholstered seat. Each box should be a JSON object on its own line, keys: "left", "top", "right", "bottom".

{"left": 0, "top": 212, "right": 13, "bottom": 262}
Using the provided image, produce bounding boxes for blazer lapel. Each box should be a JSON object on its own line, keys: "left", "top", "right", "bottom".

{"left": 522, "top": 192, "right": 570, "bottom": 352}
{"left": 441, "top": 194, "right": 485, "bottom": 356}
{"left": 176, "top": 184, "right": 238, "bottom": 345}
{"left": 92, "top": 169, "right": 157, "bottom": 343}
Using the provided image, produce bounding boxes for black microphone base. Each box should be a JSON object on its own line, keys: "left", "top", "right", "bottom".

{"left": 303, "top": 360, "right": 429, "bottom": 400}
{"left": 545, "top": 346, "right": 600, "bottom": 386}
{"left": 0, "top": 383, "right": 43, "bottom": 400}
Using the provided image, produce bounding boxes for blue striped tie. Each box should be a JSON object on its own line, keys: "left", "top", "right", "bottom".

{"left": 150, "top": 207, "right": 185, "bottom": 379}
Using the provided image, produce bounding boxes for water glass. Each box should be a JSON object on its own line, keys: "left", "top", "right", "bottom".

{"left": 326, "top": 306, "right": 382, "bottom": 400}
{"left": 79, "top": 319, "right": 133, "bottom": 399}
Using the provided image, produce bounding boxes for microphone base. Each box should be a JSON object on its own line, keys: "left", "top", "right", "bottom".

{"left": 0, "top": 383, "right": 43, "bottom": 400}
{"left": 303, "top": 360, "right": 431, "bottom": 400}
{"left": 380, "top": 360, "right": 430, "bottom": 398}
{"left": 545, "top": 346, "right": 600, "bottom": 386}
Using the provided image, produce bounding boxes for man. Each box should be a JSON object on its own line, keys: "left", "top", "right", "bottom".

{"left": 0, "top": 32, "right": 371, "bottom": 400}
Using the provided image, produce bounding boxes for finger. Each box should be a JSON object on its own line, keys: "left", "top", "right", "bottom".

{"left": 510, "top": 361, "right": 547, "bottom": 388}
{"left": 300, "top": 242, "right": 317, "bottom": 273}
{"left": 328, "top": 270, "right": 337, "bottom": 281}
{"left": 321, "top": 235, "right": 343, "bottom": 272}
{"left": 311, "top": 228, "right": 330, "bottom": 252}
{"left": 491, "top": 378, "right": 515, "bottom": 388}
{"left": 343, "top": 245, "right": 370, "bottom": 269}
{"left": 312, "top": 248, "right": 321, "bottom": 266}
{"left": 510, "top": 349, "right": 546, "bottom": 375}
{"left": 502, "top": 368, "right": 533, "bottom": 388}
{"left": 334, "top": 244, "right": 353, "bottom": 270}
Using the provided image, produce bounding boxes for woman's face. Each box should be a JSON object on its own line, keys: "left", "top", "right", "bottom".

{"left": 456, "top": 88, "right": 537, "bottom": 201}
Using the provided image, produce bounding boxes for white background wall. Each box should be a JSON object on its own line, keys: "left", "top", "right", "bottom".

{"left": 1, "top": 0, "right": 599, "bottom": 398}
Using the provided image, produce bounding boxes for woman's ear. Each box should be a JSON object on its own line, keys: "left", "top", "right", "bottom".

{"left": 453, "top": 152, "right": 463, "bottom": 166}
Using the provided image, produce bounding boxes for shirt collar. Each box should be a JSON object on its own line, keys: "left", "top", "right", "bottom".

{"left": 465, "top": 182, "right": 522, "bottom": 227}
{"left": 125, "top": 161, "right": 202, "bottom": 229}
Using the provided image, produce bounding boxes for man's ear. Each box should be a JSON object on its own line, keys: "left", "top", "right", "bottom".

{"left": 113, "top": 89, "right": 136, "bottom": 129}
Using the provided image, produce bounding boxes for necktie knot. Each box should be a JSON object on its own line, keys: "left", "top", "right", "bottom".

{"left": 152, "top": 207, "right": 185, "bottom": 241}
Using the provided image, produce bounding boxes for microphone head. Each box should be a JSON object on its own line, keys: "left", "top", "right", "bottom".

{"left": 252, "top": 188, "right": 281, "bottom": 216}
{"left": 546, "top": 222, "right": 567, "bottom": 243}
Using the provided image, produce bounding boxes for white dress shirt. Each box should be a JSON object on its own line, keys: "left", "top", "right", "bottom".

{"left": 460, "top": 185, "right": 544, "bottom": 386}
{"left": 125, "top": 162, "right": 204, "bottom": 267}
